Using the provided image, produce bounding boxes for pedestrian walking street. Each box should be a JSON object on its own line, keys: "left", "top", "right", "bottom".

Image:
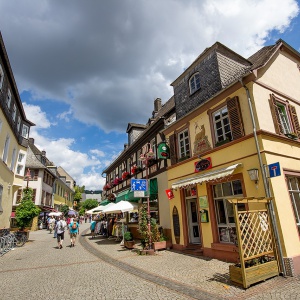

{"left": 0, "top": 222, "right": 299, "bottom": 300}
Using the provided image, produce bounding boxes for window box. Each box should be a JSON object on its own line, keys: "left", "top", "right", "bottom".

{"left": 215, "top": 138, "right": 231, "bottom": 147}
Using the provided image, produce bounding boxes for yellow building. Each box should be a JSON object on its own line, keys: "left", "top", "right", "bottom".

{"left": 0, "top": 33, "right": 34, "bottom": 228}
{"left": 164, "top": 40, "right": 300, "bottom": 276}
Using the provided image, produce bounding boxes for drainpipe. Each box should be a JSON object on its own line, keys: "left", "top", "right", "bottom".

{"left": 240, "top": 79, "right": 286, "bottom": 276}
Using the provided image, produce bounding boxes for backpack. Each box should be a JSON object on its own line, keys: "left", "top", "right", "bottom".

{"left": 72, "top": 222, "right": 77, "bottom": 229}
{"left": 60, "top": 221, "right": 66, "bottom": 231}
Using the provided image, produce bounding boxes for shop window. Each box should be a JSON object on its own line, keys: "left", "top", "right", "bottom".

{"left": 287, "top": 176, "right": 300, "bottom": 235}
{"left": 269, "top": 94, "right": 300, "bottom": 139}
{"left": 213, "top": 180, "right": 244, "bottom": 244}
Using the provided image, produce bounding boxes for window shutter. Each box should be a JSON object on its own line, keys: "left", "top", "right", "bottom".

{"left": 269, "top": 95, "right": 284, "bottom": 135}
{"left": 169, "top": 134, "right": 177, "bottom": 165}
{"left": 227, "top": 96, "right": 244, "bottom": 140}
{"left": 288, "top": 104, "right": 300, "bottom": 138}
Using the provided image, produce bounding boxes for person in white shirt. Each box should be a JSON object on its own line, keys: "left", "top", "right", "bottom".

{"left": 55, "top": 217, "right": 67, "bottom": 249}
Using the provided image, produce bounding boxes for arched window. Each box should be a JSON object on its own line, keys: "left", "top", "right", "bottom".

{"left": 189, "top": 73, "right": 200, "bottom": 94}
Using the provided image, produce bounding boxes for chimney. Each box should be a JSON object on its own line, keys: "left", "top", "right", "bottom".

{"left": 41, "top": 150, "right": 46, "bottom": 156}
{"left": 154, "top": 98, "right": 162, "bottom": 112}
{"left": 124, "top": 143, "right": 128, "bottom": 150}
{"left": 29, "top": 138, "right": 34, "bottom": 144}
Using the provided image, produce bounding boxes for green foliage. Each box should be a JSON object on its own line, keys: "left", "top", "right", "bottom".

{"left": 60, "top": 204, "right": 69, "bottom": 217}
{"left": 150, "top": 218, "right": 161, "bottom": 243}
{"left": 79, "top": 207, "right": 85, "bottom": 216}
{"left": 15, "top": 188, "right": 41, "bottom": 230}
{"left": 138, "top": 204, "right": 150, "bottom": 249}
{"left": 124, "top": 231, "right": 133, "bottom": 241}
{"left": 81, "top": 199, "right": 99, "bottom": 210}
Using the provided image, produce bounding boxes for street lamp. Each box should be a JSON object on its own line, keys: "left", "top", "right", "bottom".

{"left": 139, "top": 144, "right": 155, "bottom": 249}
{"left": 25, "top": 168, "right": 31, "bottom": 188}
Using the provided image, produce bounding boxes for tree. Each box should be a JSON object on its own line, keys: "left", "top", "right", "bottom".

{"left": 82, "top": 199, "right": 99, "bottom": 210}
{"left": 74, "top": 186, "right": 83, "bottom": 204}
{"left": 15, "top": 188, "right": 41, "bottom": 230}
{"left": 60, "top": 204, "right": 69, "bottom": 217}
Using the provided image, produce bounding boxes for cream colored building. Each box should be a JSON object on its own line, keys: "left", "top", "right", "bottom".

{"left": 0, "top": 33, "right": 34, "bottom": 228}
{"left": 163, "top": 40, "right": 300, "bottom": 276}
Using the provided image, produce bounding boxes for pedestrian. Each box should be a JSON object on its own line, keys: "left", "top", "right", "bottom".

{"left": 90, "top": 217, "right": 96, "bottom": 239}
{"left": 55, "top": 216, "right": 67, "bottom": 249}
{"left": 53, "top": 217, "right": 58, "bottom": 238}
{"left": 69, "top": 218, "right": 79, "bottom": 247}
{"left": 48, "top": 216, "right": 56, "bottom": 234}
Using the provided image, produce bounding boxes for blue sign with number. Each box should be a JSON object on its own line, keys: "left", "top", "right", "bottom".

{"left": 268, "top": 162, "right": 281, "bottom": 178}
{"left": 131, "top": 179, "right": 148, "bottom": 191}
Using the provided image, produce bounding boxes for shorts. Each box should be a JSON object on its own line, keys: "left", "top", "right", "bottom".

{"left": 91, "top": 229, "right": 95, "bottom": 233}
{"left": 57, "top": 232, "right": 64, "bottom": 242}
{"left": 70, "top": 232, "right": 77, "bottom": 238}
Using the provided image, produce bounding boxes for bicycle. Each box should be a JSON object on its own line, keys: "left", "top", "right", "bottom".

{"left": 0, "top": 232, "right": 27, "bottom": 256}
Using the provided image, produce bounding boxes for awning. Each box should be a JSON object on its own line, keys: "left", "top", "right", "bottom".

{"left": 172, "top": 163, "right": 242, "bottom": 189}
{"left": 125, "top": 191, "right": 140, "bottom": 203}
{"left": 100, "top": 199, "right": 111, "bottom": 205}
{"left": 116, "top": 189, "right": 130, "bottom": 203}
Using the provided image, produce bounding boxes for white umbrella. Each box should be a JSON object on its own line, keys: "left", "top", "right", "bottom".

{"left": 86, "top": 205, "right": 106, "bottom": 214}
{"left": 101, "top": 202, "right": 117, "bottom": 214}
{"left": 48, "top": 212, "right": 62, "bottom": 217}
{"left": 102, "top": 201, "right": 139, "bottom": 214}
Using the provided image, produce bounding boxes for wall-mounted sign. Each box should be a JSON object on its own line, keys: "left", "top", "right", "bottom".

{"left": 194, "top": 157, "right": 212, "bottom": 172}
{"left": 200, "top": 209, "right": 209, "bottom": 223}
{"left": 268, "top": 162, "right": 281, "bottom": 178}
{"left": 165, "top": 189, "right": 174, "bottom": 200}
{"left": 158, "top": 142, "right": 170, "bottom": 159}
{"left": 199, "top": 196, "right": 208, "bottom": 208}
{"left": 131, "top": 179, "right": 148, "bottom": 191}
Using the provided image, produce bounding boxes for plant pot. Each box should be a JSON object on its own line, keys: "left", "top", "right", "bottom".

{"left": 229, "top": 260, "right": 279, "bottom": 288}
{"left": 124, "top": 240, "right": 135, "bottom": 249}
{"left": 152, "top": 241, "right": 167, "bottom": 250}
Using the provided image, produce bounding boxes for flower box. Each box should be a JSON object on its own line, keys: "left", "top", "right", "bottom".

{"left": 152, "top": 240, "right": 173, "bottom": 250}
{"left": 229, "top": 260, "right": 279, "bottom": 288}
{"left": 124, "top": 240, "right": 135, "bottom": 249}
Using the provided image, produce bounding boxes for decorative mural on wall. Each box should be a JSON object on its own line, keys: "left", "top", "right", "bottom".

{"left": 193, "top": 122, "right": 211, "bottom": 155}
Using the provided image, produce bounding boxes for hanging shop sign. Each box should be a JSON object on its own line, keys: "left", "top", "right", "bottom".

{"left": 158, "top": 142, "right": 170, "bottom": 159}
{"left": 165, "top": 189, "right": 174, "bottom": 200}
{"left": 194, "top": 157, "right": 212, "bottom": 172}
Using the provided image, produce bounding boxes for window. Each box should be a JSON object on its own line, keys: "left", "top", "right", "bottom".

{"left": 17, "top": 116, "right": 21, "bottom": 132}
{"left": 211, "top": 96, "right": 244, "bottom": 146}
{"left": 189, "top": 73, "right": 200, "bottom": 94}
{"left": 6, "top": 89, "right": 11, "bottom": 108}
{"left": 22, "top": 124, "right": 29, "bottom": 138}
{"left": 269, "top": 94, "right": 300, "bottom": 138}
{"left": 213, "top": 180, "right": 244, "bottom": 243}
{"left": 0, "top": 185, "right": 3, "bottom": 214}
{"left": 12, "top": 104, "right": 16, "bottom": 122}
{"left": 178, "top": 129, "right": 190, "bottom": 159}
{"left": 18, "top": 153, "right": 25, "bottom": 163}
{"left": 2, "top": 134, "right": 10, "bottom": 163}
{"left": 287, "top": 176, "right": 300, "bottom": 234}
{"left": 0, "top": 64, "right": 4, "bottom": 90}
{"left": 213, "top": 106, "right": 232, "bottom": 143}
{"left": 16, "top": 164, "right": 23, "bottom": 175}
{"left": 10, "top": 148, "right": 16, "bottom": 171}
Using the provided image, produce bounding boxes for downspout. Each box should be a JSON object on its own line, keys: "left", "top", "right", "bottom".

{"left": 239, "top": 79, "right": 286, "bottom": 277}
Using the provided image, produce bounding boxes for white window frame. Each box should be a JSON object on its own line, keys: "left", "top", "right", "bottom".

{"left": 287, "top": 176, "right": 300, "bottom": 235}
{"left": 6, "top": 89, "right": 11, "bottom": 108}
{"left": 0, "top": 185, "right": 3, "bottom": 214}
{"left": 16, "top": 164, "right": 24, "bottom": 175}
{"left": 22, "top": 124, "right": 29, "bottom": 138}
{"left": 2, "top": 134, "right": 10, "bottom": 163}
{"left": 276, "top": 102, "right": 292, "bottom": 134}
{"left": 213, "top": 105, "right": 232, "bottom": 143}
{"left": 177, "top": 129, "right": 190, "bottom": 159}
{"left": 12, "top": 103, "right": 16, "bottom": 122}
{"left": 189, "top": 73, "right": 200, "bottom": 94}
{"left": 10, "top": 148, "right": 17, "bottom": 171}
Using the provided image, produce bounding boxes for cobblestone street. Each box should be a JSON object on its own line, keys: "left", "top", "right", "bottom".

{"left": 0, "top": 223, "right": 299, "bottom": 300}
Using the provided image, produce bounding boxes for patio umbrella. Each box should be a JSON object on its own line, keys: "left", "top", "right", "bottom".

{"left": 101, "top": 201, "right": 138, "bottom": 214}
{"left": 85, "top": 205, "right": 106, "bottom": 214}
{"left": 48, "top": 212, "right": 62, "bottom": 217}
{"left": 67, "top": 210, "right": 77, "bottom": 216}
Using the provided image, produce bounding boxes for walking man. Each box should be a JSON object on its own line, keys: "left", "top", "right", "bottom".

{"left": 55, "top": 216, "right": 67, "bottom": 249}
{"left": 69, "top": 218, "right": 79, "bottom": 247}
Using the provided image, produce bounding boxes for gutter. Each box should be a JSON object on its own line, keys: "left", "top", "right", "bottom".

{"left": 240, "top": 79, "right": 286, "bottom": 277}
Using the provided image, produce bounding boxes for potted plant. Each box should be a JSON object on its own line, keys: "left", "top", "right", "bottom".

{"left": 131, "top": 165, "right": 142, "bottom": 175}
{"left": 15, "top": 187, "right": 41, "bottom": 238}
{"left": 122, "top": 171, "right": 130, "bottom": 180}
{"left": 103, "top": 183, "right": 111, "bottom": 191}
{"left": 123, "top": 231, "right": 135, "bottom": 249}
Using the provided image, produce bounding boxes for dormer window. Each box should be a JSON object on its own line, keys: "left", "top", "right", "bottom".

{"left": 6, "top": 89, "right": 11, "bottom": 108}
{"left": 189, "top": 73, "right": 200, "bottom": 94}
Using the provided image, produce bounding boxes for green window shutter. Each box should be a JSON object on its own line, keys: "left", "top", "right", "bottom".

{"left": 269, "top": 94, "right": 284, "bottom": 135}
{"left": 227, "top": 96, "right": 244, "bottom": 140}
{"left": 288, "top": 104, "right": 300, "bottom": 138}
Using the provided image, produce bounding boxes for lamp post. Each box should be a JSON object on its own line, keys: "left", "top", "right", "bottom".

{"left": 25, "top": 168, "right": 31, "bottom": 188}
{"left": 139, "top": 144, "right": 155, "bottom": 249}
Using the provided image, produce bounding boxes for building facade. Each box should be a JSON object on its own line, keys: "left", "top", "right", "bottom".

{"left": 163, "top": 40, "right": 300, "bottom": 276}
{"left": 0, "top": 32, "right": 34, "bottom": 228}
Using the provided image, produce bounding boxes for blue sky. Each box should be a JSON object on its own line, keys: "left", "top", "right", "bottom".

{"left": 0, "top": 0, "right": 299, "bottom": 190}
